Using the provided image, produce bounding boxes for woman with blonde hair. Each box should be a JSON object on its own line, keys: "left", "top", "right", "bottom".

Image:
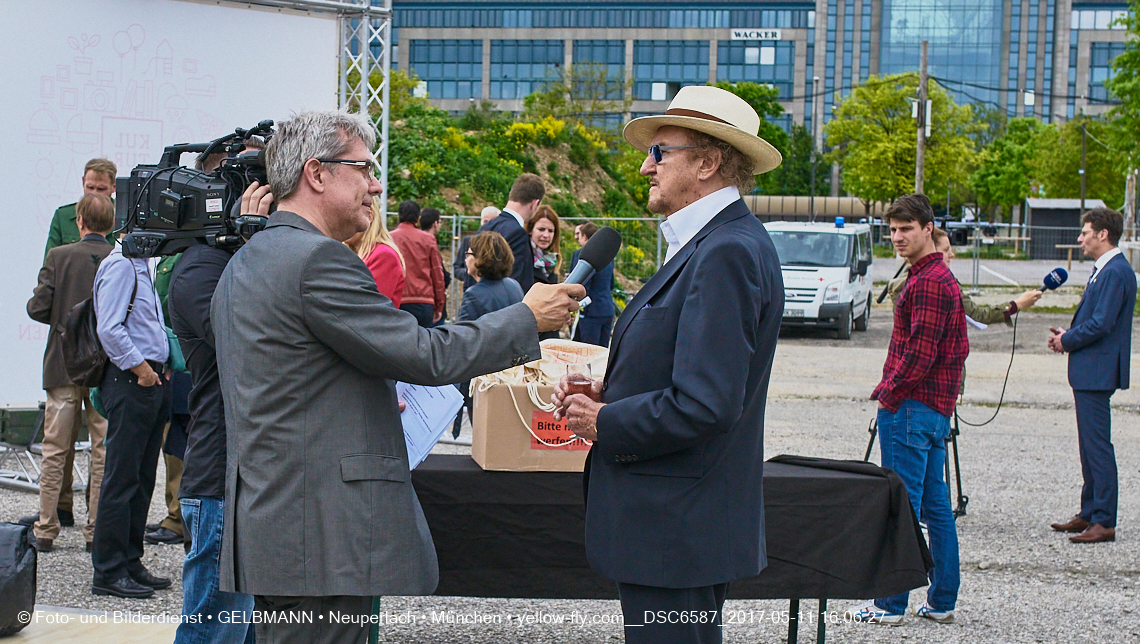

{"left": 346, "top": 196, "right": 406, "bottom": 307}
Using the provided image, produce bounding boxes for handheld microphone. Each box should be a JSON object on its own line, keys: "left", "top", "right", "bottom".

{"left": 1042, "top": 267, "right": 1068, "bottom": 291}
{"left": 565, "top": 227, "right": 622, "bottom": 286}
{"left": 564, "top": 226, "right": 622, "bottom": 309}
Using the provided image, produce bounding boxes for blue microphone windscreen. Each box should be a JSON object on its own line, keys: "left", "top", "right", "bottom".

{"left": 1043, "top": 267, "right": 1068, "bottom": 290}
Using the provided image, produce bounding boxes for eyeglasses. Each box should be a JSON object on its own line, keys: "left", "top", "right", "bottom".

{"left": 648, "top": 144, "right": 698, "bottom": 164}
{"left": 465, "top": 251, "right": 474, "bottom": 257}
{"left": 316, "top": 158, "right": 376, "bottom": 178}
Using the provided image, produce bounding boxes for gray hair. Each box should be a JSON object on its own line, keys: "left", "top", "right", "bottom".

{"left": 266, "top": 110, "right": 377, "bottom": 201}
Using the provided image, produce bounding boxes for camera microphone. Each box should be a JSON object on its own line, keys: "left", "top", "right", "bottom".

{"left": 1042, "top": 267, "right": 1068, "bottom": 291}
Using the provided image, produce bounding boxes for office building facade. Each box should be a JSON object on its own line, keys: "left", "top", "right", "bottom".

{"left": 391, "top": 0, "right": 1130, "bottom": 142}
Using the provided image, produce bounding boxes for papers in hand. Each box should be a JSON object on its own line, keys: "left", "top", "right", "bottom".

{"left": 965, "top": 315, "right": 988, "bottom": 330}
{"left": 396, "top": 382, "right": 464, "bottom": 469}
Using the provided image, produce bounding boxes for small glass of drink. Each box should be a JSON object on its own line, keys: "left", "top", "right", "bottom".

{"left": 565, "top": 363, "right": 594, "bottom": 397}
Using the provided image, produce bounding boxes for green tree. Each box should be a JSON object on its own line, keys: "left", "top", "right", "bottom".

{"left": 970, "top": 117, "right": 1041, "bottom": 221}
{"left": 712, "top": 81, "right": 791, "bottom": 193}
{"left": 1027, "top": 117, "right": 1127, "bottom": 207}
{"left": 1105, "top": 0, "right": 1140, "bottom": 170}
{"left": 523, "top": 63, "right": 632, "bottom": 132}
{"left": 823, "top": 73, "right": 979, "bottom": 205}
{"left": 764, "top": 123, "right": 829, "bottom": 196}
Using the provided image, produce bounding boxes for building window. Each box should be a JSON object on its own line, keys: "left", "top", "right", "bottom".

{"left": 633, "top": 41, "right": 709, "bottom": 101}
{"left": 490, "top": 40, "right": 564, "bottom": 100}
{"left": 408, "top": 40, "right": 482, "bottom": 100}
{"left": 1070, "top": 9, "right": 1129, "bottom": 31}
{"left": 1090, "top": 41, "right": 1127, "bottom": 104}
{"left": 717, "top": 41, "right": 796, "bottom": 99}
{"left": 394, "top": 6, "right": 813, "bottom": 30}
{"left": 573, "top": 40, "right": 626, "bottom": 101}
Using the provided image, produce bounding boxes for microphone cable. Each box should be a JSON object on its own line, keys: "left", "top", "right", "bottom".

{"left": 955, "top": 310, "right": 1018, "bottom": 428}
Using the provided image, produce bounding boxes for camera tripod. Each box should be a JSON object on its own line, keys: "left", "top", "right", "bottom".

{"left": 863, "top": 413, "right": 970, "bottom": 518}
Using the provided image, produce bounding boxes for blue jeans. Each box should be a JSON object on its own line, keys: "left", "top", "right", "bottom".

{"left": 875, "top": 400, "right": 959, "bottom": 614}
{"left": 175, "top": 497, "right": 255, "bottom": 644}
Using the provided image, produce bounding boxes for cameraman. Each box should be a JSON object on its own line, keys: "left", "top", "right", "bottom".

{"left": 166, "top": 183, "right": 271, "bottom": 641}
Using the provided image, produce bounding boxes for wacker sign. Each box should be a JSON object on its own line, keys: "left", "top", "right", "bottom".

{"left": 731, "top": 29, "right": 782, "bottom": 41}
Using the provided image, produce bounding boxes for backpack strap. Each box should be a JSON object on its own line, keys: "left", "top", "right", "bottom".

{"left": 123, "top": 264, "right": 139, "bottom": 325}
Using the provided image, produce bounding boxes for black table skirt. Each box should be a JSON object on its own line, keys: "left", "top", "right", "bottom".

{"left": 411, "top": 454, "right": 931, "bottom": 601}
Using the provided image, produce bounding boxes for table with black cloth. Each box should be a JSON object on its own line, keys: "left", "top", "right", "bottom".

{"left": 410, "top": 454, "right": 932, "bottom": 643}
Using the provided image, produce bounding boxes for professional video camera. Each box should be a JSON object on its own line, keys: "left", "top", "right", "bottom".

{"left": 116, "top": 120, "right": 275, "bottom": 258}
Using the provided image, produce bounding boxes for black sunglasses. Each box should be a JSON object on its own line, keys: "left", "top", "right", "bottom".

{"left": 648, "top": 144, "right": 698, "bottom": 164}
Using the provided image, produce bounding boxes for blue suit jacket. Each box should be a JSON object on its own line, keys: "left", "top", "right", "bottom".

{"left": 1063, "top": 253, "right": 1136, "bottom": 391}
{"left": 585, "top": 199, "right": 784, "bottom": 588}
{"left": 480, "top": 213, "right": 534, "bottom": 292}
{"left": 570, "top": 249, "right": 616, "bottom": 319}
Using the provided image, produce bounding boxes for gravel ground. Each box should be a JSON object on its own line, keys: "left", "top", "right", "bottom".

{"left": 3, "top": 304, "right": 1138, "bottom": 642}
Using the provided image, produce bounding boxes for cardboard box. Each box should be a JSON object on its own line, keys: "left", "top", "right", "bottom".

{"left": 471, "top": 383, "right": 590, "bottom": 472}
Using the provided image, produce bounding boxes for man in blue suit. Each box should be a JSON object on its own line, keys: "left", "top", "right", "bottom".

{"left": 553, "top": 85, "right": 784, "bottom": 644}
{"left": 480, "top": 173, "right": 544, "bottom": 292}
{"left": 1049, "top": 208, "right": 1137, "bottom": 544}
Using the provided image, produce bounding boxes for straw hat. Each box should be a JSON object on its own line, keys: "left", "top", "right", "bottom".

{"left": 622, "top": 85, "right": 783, "bottom": 175}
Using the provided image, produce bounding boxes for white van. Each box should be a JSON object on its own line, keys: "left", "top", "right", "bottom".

{"left": 764, "top": 219, "right": 873, "bottom": 339}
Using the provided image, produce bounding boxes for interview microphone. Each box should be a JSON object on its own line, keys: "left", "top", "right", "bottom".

{"left": 1042, "top": 267, "right": 1068, "bottom": 291}
{"left": 565, "top": 227, "right": 622, "bottom": 308}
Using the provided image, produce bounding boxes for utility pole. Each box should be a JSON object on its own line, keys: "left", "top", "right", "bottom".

{"left": 1080, "top": 121, "right": 1087, "bottom": 213}
{"left": 810, "top": 76, "right": 819, "bottom": 223}
{"left": 915, "top": 40, "right": 928, "bottom": 195}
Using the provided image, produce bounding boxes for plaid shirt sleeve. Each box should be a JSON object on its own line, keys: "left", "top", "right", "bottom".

{"left": 874, "top": 276, "right": 954, "bottom": 412}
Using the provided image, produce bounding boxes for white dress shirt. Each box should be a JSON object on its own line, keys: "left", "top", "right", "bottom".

{"left": 1090, "top": 247, "right": 1121, "bottom": 283}
{"left": 659, "top": 186, "right": 741, "bottom": 265}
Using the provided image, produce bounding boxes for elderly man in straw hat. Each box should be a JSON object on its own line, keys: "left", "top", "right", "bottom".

{"left": 554, "top": 85, "right": 785, "bottom": 644}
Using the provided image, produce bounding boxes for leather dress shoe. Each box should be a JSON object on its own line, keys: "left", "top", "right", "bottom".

{"left": 146, "top": 522, "right": 161, "bottom": 532}
{"left": 35, "top": 538, "right": 53, "bottom": 552}
{"left": 129, "top": 567, "right": 172, "bottom": 590}
{"left": 1051, "top": 515, "right": 1091, "bottom": 533}
{"left": 1070, "top": 524, "right": 1115, "bottom": 544}
{"left": 85, "top": 541, "right": 93, "bottom": 553}
{"left": 144, "top": 527, "right": 184, "bottom": 545}
{"left": 92, "top": 577, "right": 155, "bottom": 599}
{"left": 17, "top": 510, "right": 72, "bottom": 527}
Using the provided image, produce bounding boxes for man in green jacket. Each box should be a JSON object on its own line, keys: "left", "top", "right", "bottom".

{"left": 888, "top": 227, "right": 1042, "bottom": 323}
{"left": 45, "top": 158, "right": 118, "bottom": 259}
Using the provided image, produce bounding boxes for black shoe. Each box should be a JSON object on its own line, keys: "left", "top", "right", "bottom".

{"left": 17, "top": 514, "right": 37, "bottom": 526}
{"left": 35, "top": 538, "right": 53, "bottom": 552}
{"left": 58, "top": 509, "right": 74, "bottom": 527}
{"left": 92, "top": 577, "right": 154, "bottom": 599}
{"left": 146, "top": 522, "right": 162, "bottom": 532}
{"left": 128, "top": 567, "right": 171, "bottom": 590}
{"left": 85, "top": 541, "right": 93, "bottom": 553}
{"left": 144, "top": 527, "right": 184, "bottom": 545}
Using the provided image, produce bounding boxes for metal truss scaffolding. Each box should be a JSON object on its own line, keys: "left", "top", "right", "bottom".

{"left": 204, "top": 0, "right": 393, "bottom": 206}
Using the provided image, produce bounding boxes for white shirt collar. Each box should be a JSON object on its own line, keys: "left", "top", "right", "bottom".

{"left": 659, "top": 186, "right": 740, "bottom": 265}
{"left": 1092, "top": 247, "right": 1121, "bottom": 279}
{"left": 501, "top": 207, "right": 525, "bottom": 229}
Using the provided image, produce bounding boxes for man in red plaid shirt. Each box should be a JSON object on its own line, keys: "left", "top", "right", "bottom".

{"left": 847, "top": 194, "right": 968, "bottom": 626}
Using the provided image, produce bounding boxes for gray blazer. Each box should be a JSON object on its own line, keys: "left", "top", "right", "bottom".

{"left": 213, "top": 212, "right": 540, "bottom": 597}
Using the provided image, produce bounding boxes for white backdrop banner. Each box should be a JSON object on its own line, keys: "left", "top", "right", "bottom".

{"left": 1, "top": 0, "right": 338, "bottom": 405}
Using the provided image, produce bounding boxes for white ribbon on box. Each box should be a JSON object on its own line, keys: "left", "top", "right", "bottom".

{"left": 472, "top": 339, "right": 609, "bottom": 448}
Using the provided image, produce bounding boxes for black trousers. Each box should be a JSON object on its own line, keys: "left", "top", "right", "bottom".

{"left": 618, "top": 581, "right": 729, "bottom": 644}
{"left": 92, "top": 364, "right": 170, "bottom": 584}
{"left": 254, "top": 595, "right": 372, "bottom": 644}
{"left": 400, "top": 302, "right": 435, "bottom": 328}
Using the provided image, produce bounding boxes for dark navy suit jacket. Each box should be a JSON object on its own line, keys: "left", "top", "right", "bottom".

{"left": 480, "top": 212, "right": 534, "bottom": 292}
{"left": 570, "top": 249, "right": 616, "bottom": 319}
{"left": 585, "top": 198, "right": 784, "bottom": 588}
{"left": 1063, "top": 252, "right": 1136, "bottom": 391}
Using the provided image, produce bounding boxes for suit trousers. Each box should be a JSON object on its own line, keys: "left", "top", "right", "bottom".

{"left": 617, "top": 582, "right": 729, "bottom": 644}
{"left": 1075, "top": 389, "right": 1118, "bottom": 528}
{"left": 253, "top": 595, "right": 372, "bottom": 644}
{"left": 35, "top": 385, "right": 107, "bottom": 543}
{"left": 92, "top": 364, "right": 170, "bottom": 584}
